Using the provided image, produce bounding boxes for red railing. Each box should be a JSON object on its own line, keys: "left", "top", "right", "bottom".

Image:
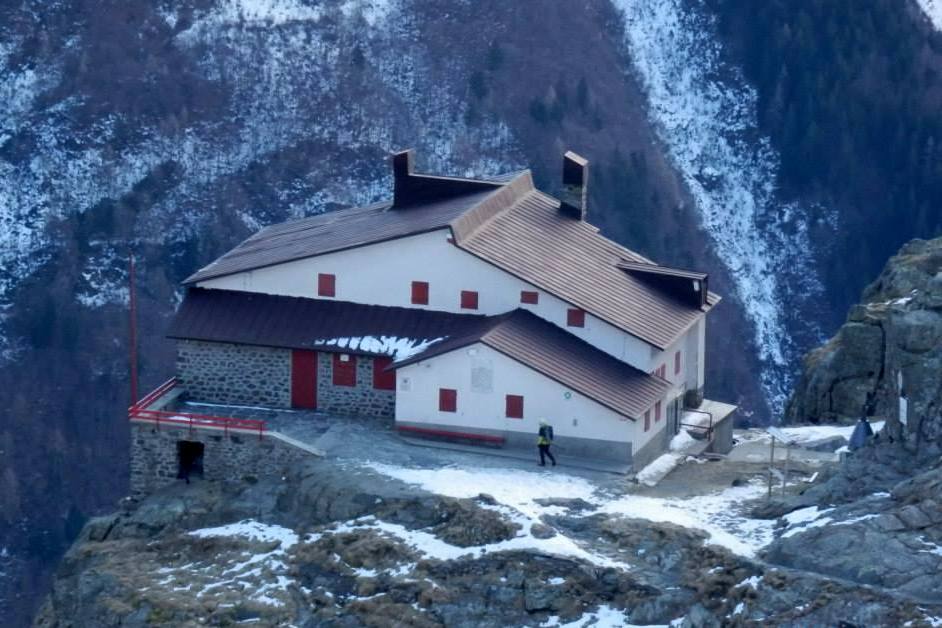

{"left": 129, "top": 378, "right": 266, "bottom": 438}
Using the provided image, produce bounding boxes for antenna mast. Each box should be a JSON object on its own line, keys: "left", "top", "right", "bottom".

{"left": 129, "top": 254, "right": 139, "bottom": 406}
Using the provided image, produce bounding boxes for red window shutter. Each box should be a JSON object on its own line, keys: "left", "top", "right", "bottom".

{"left": 674, "top": 351, "right": 681, "bottom": 375}
{"left": 567, "top": 308, "right": 585, "bottom": 327}
{"left": 505, "top": 394, "right": 524, "bottom": 419}
{"left": 411, "top": 281, "right": 429, "bottom": 305}
{"left": 318, "top": 273, "right": 336, "bottom": 297}
{"left": 439, "top": 388, "right": 457, "bottom": 412}
{"left": 644, "top": 410, "right": 651, "bottom": 432}
{"left": 655, "top": 401, "right": 662, "bottom": 422}
{"left": 372, "top": 357, "right": 396, "bottom": 390}
{"left": 520, "top": 290, "right": 539, "bottom": 305}
{"left": 332, "top": 353, "right": 356, "bottom": 386}
{"left": 460, "top": 290, "right": 478, "bottom": 310}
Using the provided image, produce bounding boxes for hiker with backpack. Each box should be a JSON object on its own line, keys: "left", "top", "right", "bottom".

{"left": 537, "top": 420, "right": 557, "bottom": 467}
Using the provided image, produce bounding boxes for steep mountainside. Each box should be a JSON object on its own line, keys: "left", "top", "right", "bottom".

{"left": 1, "top": 0, "right": 941, "bottom": 623}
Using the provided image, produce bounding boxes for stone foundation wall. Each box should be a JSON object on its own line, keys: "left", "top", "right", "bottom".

{"left": 176, "top": 340, "right": 291, "bottom": 408}
{"left": 317, "top": 352, "right": 395, "bottom": 418}
{"left": 129, "top": 421, "right": 309, "bottom": 497}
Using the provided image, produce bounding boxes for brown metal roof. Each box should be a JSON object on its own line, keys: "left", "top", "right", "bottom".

{"left": 183, "top": 157, "right": 718, "bottom": 348}
{"left": 167, "top": 288, "right": 492, "bottom": 355}
{"left": 453, "top": 187, "right": 717, "bottom": 349}
{"left": 396, "top": 309, "right": 670, "bottom": 419}
{"left": 184, "top": 189, "right": 499, "bottom": 284}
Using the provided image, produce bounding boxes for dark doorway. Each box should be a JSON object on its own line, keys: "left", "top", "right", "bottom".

{"left": 177, "top": 440, "right": 205, "bottom": 481}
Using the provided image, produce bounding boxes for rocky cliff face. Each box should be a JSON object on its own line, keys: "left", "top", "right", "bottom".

{"left": 33, "top": 457, "right": 939, "bottom": 627}
{"left": 786, "top": 237, "right": 942, "bottom": 460}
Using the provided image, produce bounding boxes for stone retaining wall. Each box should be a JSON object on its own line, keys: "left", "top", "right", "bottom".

{"left": 175, "top": 340, "right": 395, "bottom": 417}
{"left": 176, "top": 340, "right": 291, "bottom": 408}
{"left": 129, "top": 421, "right": 310, "bottom": 497}
{"left": 317, "top": 352, "right": 395, "bottom": 418}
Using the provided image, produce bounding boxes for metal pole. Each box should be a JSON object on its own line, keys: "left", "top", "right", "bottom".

{"left": 129, "top": 254, "right": 139, "bottom": 406}
{"left": 767, "top": 436, "right": 775, "bottom": 501}
{"left": 782, "top": 444, "right": 790, "bottom": 496}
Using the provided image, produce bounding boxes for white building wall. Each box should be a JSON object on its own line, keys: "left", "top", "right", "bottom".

{"left": 197, "top": 229, "right": 663, "bottom": 371}
{"left": 682, "top": 318, "right": 706, "bottom": 393}
{"left": 395, "top": 343, "right": 668, "bottom": 453}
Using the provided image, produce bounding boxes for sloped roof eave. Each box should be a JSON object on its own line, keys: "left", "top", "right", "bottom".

{"left": 451, "top": 239, "right": 710, "bottom": 350}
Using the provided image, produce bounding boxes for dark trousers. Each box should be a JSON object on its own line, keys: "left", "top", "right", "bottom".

{"left": 538, "top": 444, "right": 556, "bottom": 466}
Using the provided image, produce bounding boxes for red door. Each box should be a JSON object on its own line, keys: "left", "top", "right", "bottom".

{"left": 291, "top": 350, "right": 317, "bottom": 409}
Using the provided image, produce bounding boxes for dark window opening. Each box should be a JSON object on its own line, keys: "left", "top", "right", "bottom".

{"left": 177, "top": 440, "right": 204, "bottom": 481}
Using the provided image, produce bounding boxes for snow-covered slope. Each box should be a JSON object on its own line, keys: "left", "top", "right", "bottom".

{"left": 917, "top": 0, "right": 942, "bottom": 30}
{"left": 613, "top": 0, "right": 830, "bottom": 413}
{"left": 0, "top": 0, "right": 520, "bottom": 357}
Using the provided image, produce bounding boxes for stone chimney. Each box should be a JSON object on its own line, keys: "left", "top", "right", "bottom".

{"left": 392, "top": 149, "right": 415, "bottom": 206}
{"left": 560, "top": 151, "right": 588, "bottom": 220}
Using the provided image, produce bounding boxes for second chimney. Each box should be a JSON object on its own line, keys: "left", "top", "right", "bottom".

{"left": 392, "top": 148, "right": 416, "bottom": 206}
{"left": 560, "top": 151, "right": 588, "bottom": 220}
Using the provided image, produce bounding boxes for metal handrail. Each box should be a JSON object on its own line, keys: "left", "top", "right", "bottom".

{"left": 128, "top": 379, "right": 266, "bottom": 439}
{"left": 680, "top": 408, "right": 714, "bottom": 440}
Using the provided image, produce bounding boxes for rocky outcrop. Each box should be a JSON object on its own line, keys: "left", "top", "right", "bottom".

{"left": 34, "top": 455, "right": 940, "bottom": 628}
{"left": 764, "top": 463, "right": 942, "bottom": 602}
{"left": 786, "top": 237, "right": 942, "bottom": 461}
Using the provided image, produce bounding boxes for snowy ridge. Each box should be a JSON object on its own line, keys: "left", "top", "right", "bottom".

{"left": 0, "top": 0, "right": 522, "bottom": 358}
{"left": 614, "top": 0, "right": 831, "bottom": 414}
{"left": 917, "top": 0, "right": 942, "bottom": 30}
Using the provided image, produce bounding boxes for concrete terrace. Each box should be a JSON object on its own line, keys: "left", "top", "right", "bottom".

{"left": 168, "top": 397, "right": 733, "bottom": 479}
{"left": 170, "top": 400, "right": 637, "bottom": 476}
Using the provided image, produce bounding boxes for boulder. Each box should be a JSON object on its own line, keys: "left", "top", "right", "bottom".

{"left": 530, "top": 523, "right": 557, "bottom": 539}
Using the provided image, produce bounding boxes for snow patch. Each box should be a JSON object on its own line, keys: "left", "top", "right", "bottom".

{"left": 669, "top": 429, "right": 696, "bottom": 451}
{"left": 331, "top": 514, "right": 629, "bottom": 570}
{"left": 917, "top": 0, "right": 942, "bottom": 31}
{"left": 133, "top": 520, "right": 304, "bottom": 608}
{"left": 182, "top": 0, "right": 325, "bottom": 38}
{"left": 635, "top": 452, "right": 682, "bottom": 486}
{"left": 369, "top": 463, "right": 777, "bottom": 559}
{"left": 0, "top": 0, "right": 522, "bottom": 358}
{"left": 189, "top": 520, "right": 299, "bottom": 549}
{"left": 312, "top": 335, "right": 445, "bottom": 361}
{"left": 780, "top": 507, "right": 835, "bottom": 538}
{"left": 340, "top": 0, "right": 397, "bottom": 27}
{"left": 597, "top": 481, "right": 775, "bottom": 557}
{"left": 755, "top": 422, "right": 884, "bottom": 446}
